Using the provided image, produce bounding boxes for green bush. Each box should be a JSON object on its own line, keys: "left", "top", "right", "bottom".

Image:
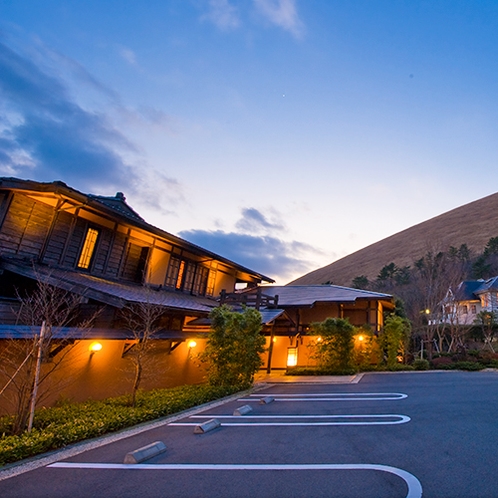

{"left": 0, "top": 384, "right": 241, "bottom": 466}
{"left": 310, "top": 318, "right": 356, "bottom": 373}
{"left": 201, "top": 306, "right": 266, "bottom": 388}
{"left": 412, "top": 359, "right": 430, "bottom": 371}
{"left": 431, "top": 360, "right": 486, "bottom": 371}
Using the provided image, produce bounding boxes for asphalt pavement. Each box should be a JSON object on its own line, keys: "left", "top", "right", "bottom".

{"left": 1, "top": 370, "right": 498, "bottom": 498}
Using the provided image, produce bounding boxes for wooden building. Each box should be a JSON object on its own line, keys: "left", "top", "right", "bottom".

{"left": 213, "top": 285, "right": 395, "bottom": 370}
{"left": 0, "top": 177, "right": 273, "bottom": 411}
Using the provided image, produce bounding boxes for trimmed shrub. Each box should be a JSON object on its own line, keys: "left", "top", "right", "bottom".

{"left": 412, "top": 359, "right": 430, "bottom": 371}
{"left": 0, "top": 384, "right": 241, "bottom": 466}
{"left": 200, "top": 306, "right": 266, "bottom": 388}
{"left": 310, "top": 318, "right": 356, "bottom": 373}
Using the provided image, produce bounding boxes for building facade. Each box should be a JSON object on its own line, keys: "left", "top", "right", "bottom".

{"left": 0, "top": 177, "right": 273, "bottom": 412}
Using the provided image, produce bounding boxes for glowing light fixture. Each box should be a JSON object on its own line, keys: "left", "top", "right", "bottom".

{"left": 187, "top": 340, "right": 197, "bottom": 348}
{"left": 89, "top": 341, "right": 102, "bottom": 353}
{"left": 358, "top": 335, "right": 364, "bottom": 342}
{"left": 316, "top": 336, "right": 322, "bottom": 342}
{"left": 286, "top": 347, "right": 298, "bottom": 367}
{"left": 272, "top": 337, "right": 277, "bottom": 343}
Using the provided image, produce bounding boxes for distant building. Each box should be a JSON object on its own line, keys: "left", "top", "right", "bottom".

{"left": 206, "top": 284, "right": 395, "bottom": 370}
{"left": 441, "top": 277, "right": 498, "bottom": 325}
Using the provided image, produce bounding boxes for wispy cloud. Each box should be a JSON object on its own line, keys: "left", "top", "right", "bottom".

{"left": 119, "top": 46, "right": 138, "bottom": 66}
{"left": 0, "top": 37, "right": 183, "bottom": 212}
{"left": 235, "top": 207, "right": 285, "bottom": 233}
{"left": 202, "top": 0, "right": 240, "bottom": 30}
{"left": 201, "top": 0, "right": 304, "bottom": 37}
{"left": 253, "top": 0, "right": 304, "bottom": 38}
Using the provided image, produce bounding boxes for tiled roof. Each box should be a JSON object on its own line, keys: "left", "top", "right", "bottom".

{"left": 0, "top": 325, "right": 204, "bottom": 340}
{"left": 454, "top": 280, "right": 484, "bottom": 301}
{"left": 475, "top": 276, "right": 498, "bottom": 294}
{"left": 185, "top": 308, "right": 286, "bottom": 327}
{"left": 250, "top": 285, "right": 394, "bottom": 307}
{"left": 88, "top": 193, "right": 145, "bottom": 222}
{"left": 0, "top": 257, "right": 216, "bottom": 313}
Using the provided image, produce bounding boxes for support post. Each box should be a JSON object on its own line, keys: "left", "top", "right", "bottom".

{"left": 266, "top": 324, "right": 275, "bottom": 374}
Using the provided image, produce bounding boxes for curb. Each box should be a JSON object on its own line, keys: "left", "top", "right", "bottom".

{"left": 0, "top": 384, "right": 269, "bottom": 482}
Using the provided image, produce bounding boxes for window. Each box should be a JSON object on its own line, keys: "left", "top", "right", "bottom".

{"left": 206, "top": 269, "right": 216, "bottom": 297}
{"left": 471, "top": 305, "right": 477, "bottom": 314}
{"left": 164, "top": 256, "right": 210, "bottom": 296}
{"left": 77, "top": 228, "right": 99, "bottom": 269}
{"left": 461, "top": 305, "right": 468, "bottom": 314}
{"left": 176, "top": 260, "right": 186, "bottom": 289}
{"left": 165, "top": 256, "right": 182, "bottom": 289}
{"left": 192, "top": 266, "right": 209, "bottom": 295}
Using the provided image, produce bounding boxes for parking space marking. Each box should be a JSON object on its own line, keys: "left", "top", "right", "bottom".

{"left": 240, "top": 392, "right": 408, "bottom": 402}
{"left": 170, "top": 416, "right": 410, "bottom": 426}
{"left": 48, "top": 462, "right": 422, "bottom": 498}
{"left": 190, "top": 414, "right": 408, "bottom": 419}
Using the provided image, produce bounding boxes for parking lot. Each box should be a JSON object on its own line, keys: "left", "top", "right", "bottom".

{"left": 1, "top": 370, "right": 498, "bottom": 497}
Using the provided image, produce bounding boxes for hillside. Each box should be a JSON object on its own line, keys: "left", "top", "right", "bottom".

{"left": 290, "top": 192, "right": 498, "bottom": 287}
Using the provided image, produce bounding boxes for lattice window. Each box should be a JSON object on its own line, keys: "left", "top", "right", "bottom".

{"left": 77, "top": 228, "right": 99, "bottom": 269}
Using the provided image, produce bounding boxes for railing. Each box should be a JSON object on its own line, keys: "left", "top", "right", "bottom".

{"left": 219, "top": 288, "right": 279, "bottom": 310}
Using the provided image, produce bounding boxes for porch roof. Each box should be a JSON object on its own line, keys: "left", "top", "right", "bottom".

{"left": 0, "top": 257, "right": 216, "bottom": 314}
{"left": 0, "top": 325, "right": 204, "bottom": 340}
{"left": 248, "top": 285, "right": 394, "bottom": 308}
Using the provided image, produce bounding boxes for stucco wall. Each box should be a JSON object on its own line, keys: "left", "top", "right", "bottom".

{"left": 0, "top": 338, "right": 208, "bottom": 415}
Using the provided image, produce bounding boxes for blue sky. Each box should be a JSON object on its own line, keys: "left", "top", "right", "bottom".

{"left": 1, "top": 1, "right": 498, "bottom": 283}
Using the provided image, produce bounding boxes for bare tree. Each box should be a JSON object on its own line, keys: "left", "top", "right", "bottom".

{"left": 0, "top": 274, "right": 98, "bottom": 434}
{"left": 120, "top": 298, "right": 165, "bottom": 407}
{"left": 472, "top": 311, "right": 498, "bottom": 353}
{"left": 395, "top": 245, "right": 469, "bottom": 359}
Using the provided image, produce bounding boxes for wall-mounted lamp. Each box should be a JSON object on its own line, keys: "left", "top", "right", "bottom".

{"left": 89, "top": 342, "right": 102, "bottom": 355}
{"left": 187, "top": 340, "right": 197, "bottom": 349}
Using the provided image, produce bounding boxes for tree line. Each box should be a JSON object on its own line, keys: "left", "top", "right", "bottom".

{"left": 349, "top": 236, "right": 498, "bottom": 357}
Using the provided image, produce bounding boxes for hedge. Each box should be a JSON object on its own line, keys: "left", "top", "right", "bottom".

{"left": 0, "top": 384, "right": 241, "bottom": 467}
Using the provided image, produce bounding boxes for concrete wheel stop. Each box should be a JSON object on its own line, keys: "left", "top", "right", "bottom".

{"left": 124, "top": 441, "right": 167, "bottom": 464}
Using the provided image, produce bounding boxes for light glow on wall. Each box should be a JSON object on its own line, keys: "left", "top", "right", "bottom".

{"left": 89, "top": 341, "right": 102, "bottom": 353}
{"left": 286, "top": 347, "right": 298, "bottom": 367}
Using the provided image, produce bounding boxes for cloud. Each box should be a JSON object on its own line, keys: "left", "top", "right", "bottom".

{"left": 0, "top": 38, "right": 183, "bottom": 211}
{"left": 119, "top": 47, "right": 138, "bottom": 66}
{"left": 235, "top": 207, "right": 285, "bottom": 233}
{"left": 202, "top": 0, "right": 240, "bottom": 30}
{"left": 179, "top": 228, "right": 319, "bottom": 283}
{"left": 253, "top": 0, "right": 304, "bottom": 38}
{"left": 179, "top": 206, "right": 322, "bottom": 283}
{"left": 0, "top": 40, "right": 133, "bottom": 187}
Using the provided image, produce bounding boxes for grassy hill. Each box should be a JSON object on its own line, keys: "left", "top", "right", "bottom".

{"left": 290, "top": 192, "right": 498, "bottom": 287}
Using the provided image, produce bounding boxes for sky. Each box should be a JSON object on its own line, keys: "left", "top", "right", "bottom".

{"left": 1, "top": 1, "right": 498, "bottom": 284}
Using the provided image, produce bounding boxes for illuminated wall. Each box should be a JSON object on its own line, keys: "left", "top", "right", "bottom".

{"left": 0, "top": 338, "right": 208, "bottom": 415}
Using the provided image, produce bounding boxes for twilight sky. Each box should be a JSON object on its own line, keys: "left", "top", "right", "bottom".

{"left": 1, "top": 1, "right": 498, "bottom": 284}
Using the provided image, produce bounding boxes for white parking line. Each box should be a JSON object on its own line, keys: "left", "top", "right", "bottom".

{"left": 187, "top": 413, "right": 410, "bottom": 418}
{"left": 240, "top": 392, "right": 407, "bottom": 402}
{"left": 170, "top": 419, "right": 409, "bottom": 427}
{"left": 250, "top": 393, "right": 407, "bottom": 397}
{"left": 48, "top": 462, "right": 422, "bottom": 498}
